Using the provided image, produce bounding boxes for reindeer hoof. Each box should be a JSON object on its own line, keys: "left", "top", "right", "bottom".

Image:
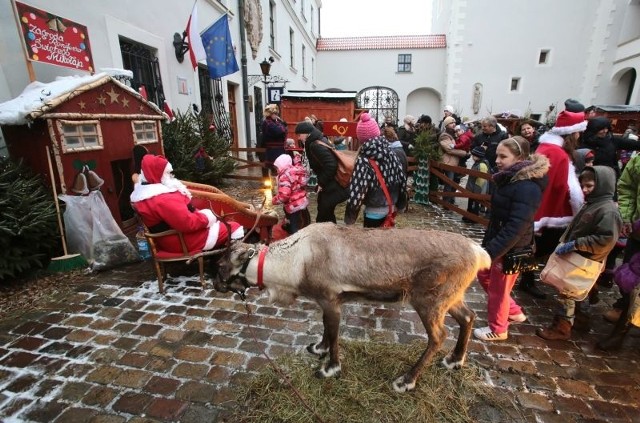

{"left": 442, "top": 355, "right": 465, "bottom": 370}
{"left": 392, "top": 375, "right": 416, "bottom": 393}
{"left": 306, "top": 342, "right": 329, "bottom": 358}
{"left": 315, "top": 363, "right": 341, "bottom": 378}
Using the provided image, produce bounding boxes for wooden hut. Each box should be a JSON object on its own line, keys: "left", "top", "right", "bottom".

{"left": 0, "top": 73, "right": 166, "bottom": 232}
{"left": 280, "top": 90, "right": 357, "bottom": 140}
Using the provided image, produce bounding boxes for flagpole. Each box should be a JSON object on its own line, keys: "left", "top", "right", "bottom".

{"left": 238, "top": 0, "right": 253, "bottom": 160}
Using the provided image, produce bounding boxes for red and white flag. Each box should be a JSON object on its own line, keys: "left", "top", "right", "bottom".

{"left": 163, "top": 101, "right": 175, "bottom": 121}
{"left": 186, "top": 4, "right": 206, "bottom": 70}
{"left": 138, "top": 85, "right": 148, "bottom": 100}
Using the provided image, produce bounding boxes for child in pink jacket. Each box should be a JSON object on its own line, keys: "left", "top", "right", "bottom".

{"left": 273, "top": 154, "right": 311, "bottom": 234}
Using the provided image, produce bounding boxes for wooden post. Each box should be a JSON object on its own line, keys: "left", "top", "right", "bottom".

{"left": 10, "top": 0, "right": 36, "bottom": 82}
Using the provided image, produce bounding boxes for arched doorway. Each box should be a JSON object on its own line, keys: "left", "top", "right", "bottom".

{"left": 406, "top": 87, "right": 442, "bottom": 122}
{"left": 356, "top": 87, "right": 399, "bottom": 125}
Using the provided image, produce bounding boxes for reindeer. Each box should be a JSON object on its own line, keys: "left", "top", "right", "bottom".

{"left": 214, "top": 223, "right": 491, "bottom": 392}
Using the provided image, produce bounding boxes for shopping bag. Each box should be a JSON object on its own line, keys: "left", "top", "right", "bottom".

{"left": 540, "top": 251, "right": 604, "bottom": 301}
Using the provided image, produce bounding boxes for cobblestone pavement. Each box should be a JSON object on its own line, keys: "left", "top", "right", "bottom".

{"left": 1, "top": 185, "right": 639, "bottom": 423}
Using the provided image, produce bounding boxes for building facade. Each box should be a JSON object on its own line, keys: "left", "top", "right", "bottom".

{"left": 318, "top": 0, "right": 640, "bottom": 126}
{"left": 0, "top": 0, "right": 321, "bottom": 156}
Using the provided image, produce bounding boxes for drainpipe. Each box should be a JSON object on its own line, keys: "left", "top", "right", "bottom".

{"left": 238, "top": 0, "right": 253, "bottom": 160}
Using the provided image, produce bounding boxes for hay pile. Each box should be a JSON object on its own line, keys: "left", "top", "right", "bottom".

{"left": 227, "top": 340, "right": 521, "bottom": 423}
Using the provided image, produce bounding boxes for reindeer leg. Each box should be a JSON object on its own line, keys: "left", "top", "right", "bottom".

{"left": 442, "top": 300, "right": 475, "bottom": 369}
{"left": 306, "top": 308, "right": 332, "bottom": 358}
{"left": 309, "top": 300, "right": 342, "bottom": 378}
{"left": 393, "top": 304, "right": 447, "bottom": 392}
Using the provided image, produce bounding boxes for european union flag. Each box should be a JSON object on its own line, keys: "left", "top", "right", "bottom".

{"left": 201, "top": 15, "right": 239, "bottom": 79}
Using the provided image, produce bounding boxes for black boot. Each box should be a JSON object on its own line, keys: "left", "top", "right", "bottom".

{"left": 596, "top": 306, "right": 630, "bottom": 351}
{"left": 517, "top": 271, "right": 547, "bottom": 299}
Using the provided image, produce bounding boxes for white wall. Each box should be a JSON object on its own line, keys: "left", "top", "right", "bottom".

{"left": 316, "top": 48, "right": 446, "bottom": 120}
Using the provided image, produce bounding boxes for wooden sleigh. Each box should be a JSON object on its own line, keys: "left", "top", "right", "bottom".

{"left": 133, "top": 178, "right": 278, "bottom": 293}
{"left": 182, "top": 180, "right": 278, "bottom": 243}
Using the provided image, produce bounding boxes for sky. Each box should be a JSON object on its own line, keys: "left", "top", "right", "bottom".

{"left": 320, "top": 0, "right": 432, "bottom": 38}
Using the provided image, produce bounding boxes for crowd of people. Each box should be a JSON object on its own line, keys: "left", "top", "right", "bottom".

{"left": 132, "top": 100, "right": 640, "bottom": 352}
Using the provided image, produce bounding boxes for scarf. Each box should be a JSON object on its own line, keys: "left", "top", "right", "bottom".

{"left": 492, "top": 160, "right": 533, "bottom": 186}
{"left": 347, "top": 136, "right": 406, "bottom": 209}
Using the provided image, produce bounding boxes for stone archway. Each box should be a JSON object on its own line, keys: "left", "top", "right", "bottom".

{"left": 356, "top": 86, "right": 399, "bottom": 125}
{"left": 611, "top": 67, "right": 637, "bottom": 104}
{"left": 405, "top": 87, "right": 442, "bottom": 122}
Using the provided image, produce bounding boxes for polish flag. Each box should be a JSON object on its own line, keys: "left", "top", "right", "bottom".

{"left": 186, "top": 4, "right": 206, "bottom": 70}
{"left": 138, "top": 85, "right": 148, "bottom": 100}
{"left": 163, "top": 101, "right": 175, "bottom": 122}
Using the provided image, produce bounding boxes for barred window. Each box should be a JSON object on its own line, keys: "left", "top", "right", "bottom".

{"left": 398, "top": 54, "right": 412, "bottom": 72}
{"left": 132, "top": 120, "right": 158, "bottom": 144}
{"left": 58, "top": 120, "right": 103, "bottom": 153}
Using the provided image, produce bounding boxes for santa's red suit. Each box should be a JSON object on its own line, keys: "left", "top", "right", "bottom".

{"left": 534, "top": 133, "right": 583, "bottom": 232}
{"left": 131, "top": 155, "right": 243, "bottom": 254}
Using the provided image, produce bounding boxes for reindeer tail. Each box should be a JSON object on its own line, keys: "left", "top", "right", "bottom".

{"left": 471, "top": 243, "right": 492, "bottom": 271}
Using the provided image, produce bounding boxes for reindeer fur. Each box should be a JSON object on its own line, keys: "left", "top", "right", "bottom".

{"left": 216, "top": 222, "right": 491, "bottom": 392}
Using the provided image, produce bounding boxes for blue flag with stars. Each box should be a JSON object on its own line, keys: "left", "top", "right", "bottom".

{"left": 201, "top": 15, "right": 239, "bottom": 79}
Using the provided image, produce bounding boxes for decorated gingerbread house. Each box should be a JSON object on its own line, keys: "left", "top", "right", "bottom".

{"left": 0, "top": 72, "right": 166, "bottom": 231}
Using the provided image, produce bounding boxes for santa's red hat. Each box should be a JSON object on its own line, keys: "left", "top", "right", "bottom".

{"left": 549, "top": 100, "right": 587, "bottom": 136}
{"left": 141, "top": 155, "right": 169, "bottom": 184}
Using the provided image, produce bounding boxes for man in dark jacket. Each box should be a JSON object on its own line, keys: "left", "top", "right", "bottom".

{"left": 296, "top": 121, "right": 348, "bottom": 223}
{"left": 472, "top": 116, "right": 509, "bottom": 171}
{"left": 580, "top": 116, "right": 640, "bottom": 178}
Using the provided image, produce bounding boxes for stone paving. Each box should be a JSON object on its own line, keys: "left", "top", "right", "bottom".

{"left": 0, "top": 188, "right": 639, "bottom": 423}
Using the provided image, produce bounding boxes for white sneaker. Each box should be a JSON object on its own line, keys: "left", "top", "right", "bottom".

{"left": 473, "top": 326, "right": 508, "bottom": 341}
{"left": 508, "top": 313, "right": 527, "bottom": 323}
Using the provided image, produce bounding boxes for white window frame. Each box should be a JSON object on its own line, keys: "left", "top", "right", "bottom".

{"left": 57, "top": 120, "right": 104, "bottom": 153}
{"left": 132, "top": 120, "right": 159, "bottom": 145}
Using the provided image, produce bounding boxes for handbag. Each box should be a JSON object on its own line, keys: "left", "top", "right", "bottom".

{"left": 316, "top": 141, "right": 357, "bottom": 188}
{"left": 540, "top": 251, "right": 604, "bottom": 301}
{"left": 502, "top": 246, "right": 538, "bottom": 275}
{"left": 629, "top": 283, "right": 640, "bottom": 328}
{"left": 369, "top": 158, "right": 396, "bottom": 228}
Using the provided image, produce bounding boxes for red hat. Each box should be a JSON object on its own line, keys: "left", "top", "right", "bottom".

{"left": 356, "top": 113, "right": 381, "bottom": 141}
{"left": 141, "top": 155, "right": 169, "bottom": 184}
{"left": 550, "top": 100, "right": 587, "bottom": 136}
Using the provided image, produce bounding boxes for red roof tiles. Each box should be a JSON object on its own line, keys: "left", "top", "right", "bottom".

{"left": 317, "top": 35, "right": 446, "bottom": 51}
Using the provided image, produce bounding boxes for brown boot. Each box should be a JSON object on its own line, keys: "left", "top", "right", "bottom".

{"left": 536, "top": 317, "right": 572, "bottom": 340}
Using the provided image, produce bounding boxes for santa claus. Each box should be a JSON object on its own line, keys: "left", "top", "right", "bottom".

{"left": 130, "top": 155, "right": 243, "bottom": 253}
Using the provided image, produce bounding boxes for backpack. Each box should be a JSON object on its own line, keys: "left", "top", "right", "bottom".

{"left": 316, "top": 141, "right": 357, "bottom": 188}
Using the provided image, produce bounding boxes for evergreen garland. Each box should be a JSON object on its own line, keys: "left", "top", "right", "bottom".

{"left": 0, "top": 157, "right": 59, "bottom": 281}
{"left": 162, "top": 109, "right": 236, "bottom": 186}
{"left": 412, "top": 127, "right": 442, "bottom": 162}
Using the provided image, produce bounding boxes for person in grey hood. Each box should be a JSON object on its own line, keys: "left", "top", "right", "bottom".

{"left": 536, "top": 166, "right": 622, "bottom": 341}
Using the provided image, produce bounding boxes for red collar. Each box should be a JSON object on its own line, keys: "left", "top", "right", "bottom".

{"left": 257, "top": 246, "right": 268, "bottom": 290}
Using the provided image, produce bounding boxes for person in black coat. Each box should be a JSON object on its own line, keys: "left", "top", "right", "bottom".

{"left": 580, "top": 116, "right": 640, "bottom": 178}
{"left": 471, "top": 116, "right": 509, "bottom": 171}
{"left": 295, "top": 121, "right": 348, "bottom": 223}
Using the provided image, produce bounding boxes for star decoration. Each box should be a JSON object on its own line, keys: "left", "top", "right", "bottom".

{"left": 78, "top": 101, "right": 86, "bottom": 110}
{"left": 106, "top": 88, "right": 120, "bottom": 104}
{"left": 121, "top": 97, "right": 130, "bottom": 108}
{"left": 96, "top": 95, "right": 106, "bottom": 105}
{"left": 139, "top": 105, "right": 145, "bottom": 112}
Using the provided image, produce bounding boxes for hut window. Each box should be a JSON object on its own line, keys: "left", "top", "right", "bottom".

{"left": 57, "top": 120, "right": 103, "bottom": 152}
{"left": 132, "top": 121, "right": 158, "bottom": 144}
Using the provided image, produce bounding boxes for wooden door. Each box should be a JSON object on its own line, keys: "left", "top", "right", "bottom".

{"left": 227, "top": 82, "right": 239, "bottom": 152}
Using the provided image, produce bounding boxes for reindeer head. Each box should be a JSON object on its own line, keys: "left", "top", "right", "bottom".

{"left": 213, "top": 241, "right": 261, "bottom": 298}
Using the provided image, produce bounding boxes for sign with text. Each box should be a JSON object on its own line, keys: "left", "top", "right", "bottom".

{"left": 323, "top": 120, "right": 357, "bottom": 138}
{"left": 14, "top": 1, "right": 94, "bottom": 73}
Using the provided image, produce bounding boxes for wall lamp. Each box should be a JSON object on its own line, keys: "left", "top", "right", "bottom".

{"left": 173, "top": 31, "right": 189, "bottom": 63}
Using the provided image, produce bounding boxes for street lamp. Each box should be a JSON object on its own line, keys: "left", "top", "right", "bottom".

{"left": 259, "top": 58, "right": 273, "bottom": 106}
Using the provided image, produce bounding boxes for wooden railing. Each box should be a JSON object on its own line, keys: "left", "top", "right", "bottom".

{"left": 226, "top": 147, "right": 268, "bottom": 182}
{"left": 407, "top": 157, "right": 492, "bottom": 227}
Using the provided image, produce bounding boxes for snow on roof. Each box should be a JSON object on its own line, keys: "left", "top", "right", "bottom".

{"left": 317, "top": 35, "right": 446, "bottom": 51}
{"left": 282, "top": 91, "right": 357, "bottom": 99}
{"left": 0, "top": 72, "right": 148, "bottom": 126}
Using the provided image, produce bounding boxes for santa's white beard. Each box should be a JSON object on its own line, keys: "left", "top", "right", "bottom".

{"left": 161, "top": 175, "right": 192, "bottom": 199}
